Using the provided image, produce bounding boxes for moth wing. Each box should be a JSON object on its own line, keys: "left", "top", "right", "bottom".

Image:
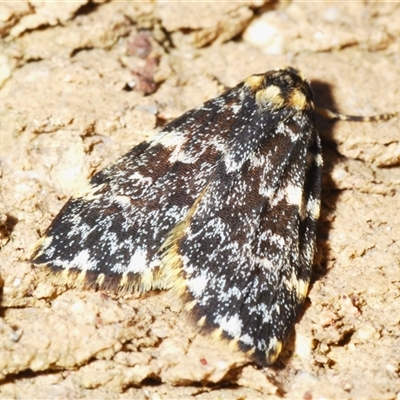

{"left": 162, "top": 105, "right": 322, "bottom": 365}
{"left": 31, "top": 85, "right": 249, "bottom": 292}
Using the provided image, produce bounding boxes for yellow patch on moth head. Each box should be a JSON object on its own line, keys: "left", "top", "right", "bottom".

{"left": 289, "top": 88, "right": 309, "bottom": 111}
{"left": 256, "top": 84, "right": 284, "bottom": 110}
{"left": 288, "top": 88, "right": 314, "bottom": 110}
{"left": 244, "top": 74, "right": 265, "bottom": 91}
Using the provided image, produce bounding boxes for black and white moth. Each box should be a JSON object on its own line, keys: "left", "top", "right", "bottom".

{"left": 31, "top": 67, "right": 397, "bottom": 366}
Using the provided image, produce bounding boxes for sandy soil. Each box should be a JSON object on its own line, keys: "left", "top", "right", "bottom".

{"left": 1, "top": 2, "right": 400, "bottom": 399}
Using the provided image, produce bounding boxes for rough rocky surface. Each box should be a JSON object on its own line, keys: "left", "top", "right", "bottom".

{"left": 1, "top": 2, "right": 399, "bottom": 399}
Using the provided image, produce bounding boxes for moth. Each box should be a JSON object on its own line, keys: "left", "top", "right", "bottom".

{"left": 31, "top": 67, "right": 397, "bottom": 365}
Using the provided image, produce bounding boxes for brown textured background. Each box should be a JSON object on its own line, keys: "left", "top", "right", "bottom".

{"left": 1, "top": 2, "right": 400, "bottom": 399}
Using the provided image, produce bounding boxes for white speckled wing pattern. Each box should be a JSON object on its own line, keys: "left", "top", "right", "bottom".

{"left": 32, "top": 68, "right": 322, "bottom": 366}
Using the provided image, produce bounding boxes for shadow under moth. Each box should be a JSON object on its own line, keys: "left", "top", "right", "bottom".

{"left": 31, "top": 67, "right": 398, "bottom": 366}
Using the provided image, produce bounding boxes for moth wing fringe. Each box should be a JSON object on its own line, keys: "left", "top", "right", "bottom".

{"left": 32, "top": 260, "right": 169, "bottom": 295}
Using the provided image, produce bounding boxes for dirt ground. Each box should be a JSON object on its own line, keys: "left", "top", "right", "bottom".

{"left": 1, "top": 1, "right": 400, "bottom": 399}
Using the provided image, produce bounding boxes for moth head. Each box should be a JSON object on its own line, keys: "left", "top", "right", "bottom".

{"left": 245, "top": 67, "right": 314, "bottom": 112}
